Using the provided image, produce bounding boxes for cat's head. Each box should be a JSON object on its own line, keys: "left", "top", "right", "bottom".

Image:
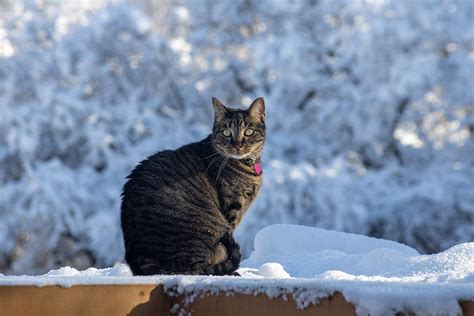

{"left": 211, "top": 97, "right": 266, "bottom": 159}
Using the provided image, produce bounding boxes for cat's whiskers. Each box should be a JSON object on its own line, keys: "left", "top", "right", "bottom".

{"left": 206, "top": 154, "right": 224, "bottom": 174}
{"left": 200, "top": 151, "right": 221, "bottom": 160}
{"left": 202, "top": 140, "right": 216, "bottom": 145}
{"left": 258, "top": 151, "right": 270, "bottom": 160}
{"left": 258, "top": 148, "right": 274, "bottom": 160}
{"left": 216, "top": 155, "right": 230, "bottom": 183}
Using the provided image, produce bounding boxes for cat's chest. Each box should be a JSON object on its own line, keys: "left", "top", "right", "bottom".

{"left": 215, "top": 173, "right": 260, "bottom": 228}
{"left": 218, "top": 172, "right": 262, "bottom": 207}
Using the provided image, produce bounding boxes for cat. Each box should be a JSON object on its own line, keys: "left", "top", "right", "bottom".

{"left": 120, "top": 97, "right": 265, "bottom": 276}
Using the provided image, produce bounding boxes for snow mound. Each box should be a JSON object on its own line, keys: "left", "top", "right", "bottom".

{"left": 45, "top": 264, "right": 132, "bottom": 278}
{"left": 242, "top": 225, "right": 473, "bottom": 282}
{"left": 247, "top": 224, "right": 419, "bottom": 257}
{"left": 257, "top": 263, "right": 291, "bottom": 279}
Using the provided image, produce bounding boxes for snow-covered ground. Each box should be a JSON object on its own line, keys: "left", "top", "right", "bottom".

{"left": 1, "top": 225, "right": 473, "bottom": 315}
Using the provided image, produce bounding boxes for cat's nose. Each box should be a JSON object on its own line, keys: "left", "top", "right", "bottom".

{"left": 232, "top": 142, "right": 243, "bottom": 149}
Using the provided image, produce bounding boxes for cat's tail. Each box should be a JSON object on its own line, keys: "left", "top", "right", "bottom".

{"left": 203, "top": 232, "right": 241, "bottom": 276}
{"left": 127, "top": 254, "right": 167, "bottom": 276}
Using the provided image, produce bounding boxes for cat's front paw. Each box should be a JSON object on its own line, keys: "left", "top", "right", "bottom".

{"left": 225, "top": 207, "right": 243, "bottom": 228}
{"left": 221, "top": 233, "right": 241, "bottom": 264}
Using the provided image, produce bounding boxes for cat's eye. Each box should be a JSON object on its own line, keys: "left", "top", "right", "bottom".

{"left": 244, "top": 128, "right": 254, "bottom": 136}
{"left": 222, "top": 129, "right": 232, "bottom": 137}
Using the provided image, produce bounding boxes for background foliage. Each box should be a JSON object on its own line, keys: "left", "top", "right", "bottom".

{"left": 0, "top": 0, "right": 473, "bottom": 274}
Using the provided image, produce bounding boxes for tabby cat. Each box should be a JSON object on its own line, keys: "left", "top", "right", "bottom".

{"left": 120, "top": 97, "right": 265, "bottom": 275}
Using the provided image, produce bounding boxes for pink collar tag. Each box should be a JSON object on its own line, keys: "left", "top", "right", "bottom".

{"left": 254, "top": 162, "right": 262, "bottom": 175}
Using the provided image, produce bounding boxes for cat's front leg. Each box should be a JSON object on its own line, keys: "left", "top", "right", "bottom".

{"left": 220, "top": 192, "right": 248, "bottom": 229}
{"left": 225, "top": 204, "right": 244, "bottom": 229}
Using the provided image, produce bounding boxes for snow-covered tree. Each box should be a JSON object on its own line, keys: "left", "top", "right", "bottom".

{"left": 0, "top": 0, "right": 472, "bottom": 274}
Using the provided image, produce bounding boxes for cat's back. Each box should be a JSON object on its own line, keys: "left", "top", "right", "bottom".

{"left": 121, "top": 138, "right": 217, "bottom": 215}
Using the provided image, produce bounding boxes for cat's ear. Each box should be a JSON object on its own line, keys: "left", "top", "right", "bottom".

{"left": 212, "top": 97, "right": 227, "bottom": 120}
{"left": 249, "top": 97, "right": 265, "bottom": 121}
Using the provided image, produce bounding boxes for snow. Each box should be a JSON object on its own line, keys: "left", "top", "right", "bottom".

{"left": 242, "top": 225, "right": 474, "bottom": 286}
{"left": 0, "top": 0, "right": 473, "bottom": 280}
{"left": 0, "top": 0, "right": 472, "bottom": 312}
{"left": 242, "top": 225, "right": 474, "bottom": 283}
{"left": 257, "top": 263, "right": 291, "bottom": 279}
{"left": 0, "top": 225, "right": 472, "bottom": 315}
{"left": 245, "top": 224, "right": 419, "bottom": 259}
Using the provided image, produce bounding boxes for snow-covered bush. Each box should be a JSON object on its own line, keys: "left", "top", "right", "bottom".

{"left": 0, "top": 0, "right": 472, "bottom": 274}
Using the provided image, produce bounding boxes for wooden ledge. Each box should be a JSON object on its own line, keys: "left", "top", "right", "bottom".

{"left": 0, "top": 285, "right": 472, "bottom": 316}
{"left": 0, "top": 285, "right": 170, "bottom": 316}
{"left": 173, "top": 291, "right": 355, "bottom": 316}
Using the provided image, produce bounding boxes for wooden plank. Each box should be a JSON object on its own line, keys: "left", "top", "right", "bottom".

{"left": 172, "top": 291, "right": 356, "bottom": 316}
{"left": 0, "top": 285, "right": 170, "bottom": 316}
{"left": 0, "top": 284, "right": 472, "bottom": 315}
{"left": 461, "top": 300, "right": 474, "bottom": 316}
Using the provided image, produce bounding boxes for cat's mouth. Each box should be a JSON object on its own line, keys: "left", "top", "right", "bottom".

{"left": 226, "top": 147, "right": 252, "bottom": 159}
{"left": 215, "top": 145, "right": 252, "bottom": 160}
{"left": 227, "top": 152, "right": 252, "bottom": 159}
{"left": 220, "top": 147, "right": 252, "bottom": 159}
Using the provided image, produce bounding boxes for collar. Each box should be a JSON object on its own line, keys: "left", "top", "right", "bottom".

{"left": 241, "top": 157, "right": 262, "bottom": 175}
